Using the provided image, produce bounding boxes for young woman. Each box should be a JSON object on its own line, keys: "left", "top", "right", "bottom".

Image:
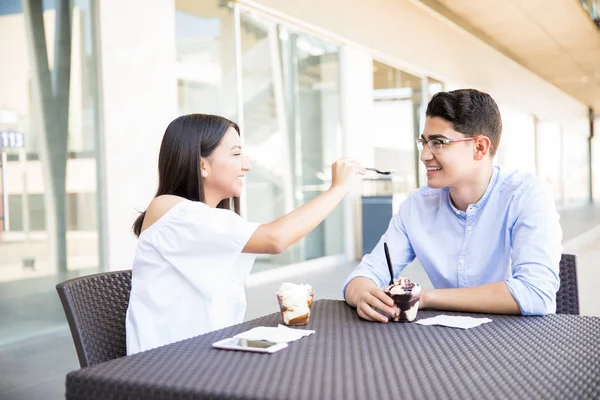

{"left": 126, "top": 113, "right": 365, "bottom": 354}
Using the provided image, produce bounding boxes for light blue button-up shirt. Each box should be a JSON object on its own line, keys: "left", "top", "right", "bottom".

{"left": 344, "top": 166, "right": 562, "bottom": 315}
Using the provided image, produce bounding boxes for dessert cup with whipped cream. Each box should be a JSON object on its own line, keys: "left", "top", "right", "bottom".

{"left": 384, "top": 277, "right": 421, "bottom": 322}
{"left": 276, "top": 283, "right": 314, "bottom": 326}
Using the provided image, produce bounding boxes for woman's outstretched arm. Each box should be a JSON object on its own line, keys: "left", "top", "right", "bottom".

{"left": 243, "top": 158, "right": 365, "bottom": 254}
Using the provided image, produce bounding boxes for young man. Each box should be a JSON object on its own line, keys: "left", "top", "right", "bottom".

{"left": 344, "top": 89, "right": 562, "bottom": 322}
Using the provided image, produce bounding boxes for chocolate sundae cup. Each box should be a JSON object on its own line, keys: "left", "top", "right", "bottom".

{"left": 276, "top": 283, "right": 314, "bottom": 326}
{"left": 383, "top": 277, "right": 421, "bottom": 322}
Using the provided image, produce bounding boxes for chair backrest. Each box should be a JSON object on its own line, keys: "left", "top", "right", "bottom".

{"left": 56, "top": 270, "right": 132, "bottom": 367}
{"left": 556, "top": 254, "right": 579, "bottom": 315}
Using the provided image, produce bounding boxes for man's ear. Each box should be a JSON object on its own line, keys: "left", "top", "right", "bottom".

{"left": 474, "top": 136, "right": 492, "bottom": 161}
{"left": 200, "top": 157, "right": 209, "bottom": 178}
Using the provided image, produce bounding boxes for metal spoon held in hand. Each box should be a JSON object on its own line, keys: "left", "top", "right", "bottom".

{"left": 366, "top": 167, "right": 395, "bottom": 175}
{"left": 384, "top": 242, "right": 394, "bottom": 285}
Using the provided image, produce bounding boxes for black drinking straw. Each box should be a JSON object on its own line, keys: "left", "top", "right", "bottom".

{"left": 384, "top": 242, "right": 394, "bottom": 285}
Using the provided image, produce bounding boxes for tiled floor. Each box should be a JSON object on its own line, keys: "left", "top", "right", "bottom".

{"left": 570, "top": 239, "right": 600, "bottom": 318}
{"left": 558, "top": 202, "right": 600, "bottom": 242}
{"left": 1, "top": 203, "right": 600, "bottom": 399}
{"left": 0, "top": 268, "right": 97, "bottom": 348}
{"left": 0, "top": 329, "right": 77, "bottom": 400}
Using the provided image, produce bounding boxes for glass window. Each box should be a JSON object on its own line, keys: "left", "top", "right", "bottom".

{"left": 27, "top": 194, "right": 45, "bottom": 231}
{"left": 290, "top": 29, "right": 343, "bottom": 260}
{"left": 7, "top": 194, "right": 23, "bottom": 231}
{"left": 427, "top": 77, "right": 444, "bottom": 98}
{"left": 537, "top": 121, "right": 563, "bottom": 202}
{"left": 372, "top": 61, "right": 423, "bottom": 199}
{"left": 239, "top": 14, "right": 290, "bottom": 270}
{"left": 496, "top": 106, "right": 536, "bottom": 174}
{"left": 0, "top": 0, "right": 102, "bottom": 345}
{"left": 239, "top": 13, "right": 344, "bottom": 270}
{"left": 175, "top": 1, "right": 237, "bottom": 119}
{"left": 170, "top": 4, "right": 345, "bottom": 271}
{"left": 562, "top": 119, "right": 590, "bottom": 205}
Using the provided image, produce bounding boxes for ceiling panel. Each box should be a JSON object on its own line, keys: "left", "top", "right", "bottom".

{"left": 424, "top": 0, "right": 600, "bottom": 113}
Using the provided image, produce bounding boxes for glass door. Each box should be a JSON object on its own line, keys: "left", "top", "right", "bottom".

{"left": 239, "top": 12, "right": 344, "bottom": 271}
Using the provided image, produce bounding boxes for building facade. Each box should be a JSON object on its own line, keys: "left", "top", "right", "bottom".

{"left": 0, "top": 0, "right": 598, "bottom": 344}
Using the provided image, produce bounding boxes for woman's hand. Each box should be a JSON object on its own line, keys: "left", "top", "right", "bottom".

{"left": 330, "top": 158, "right": 366, "bottom": 193}
{"left": 244, "top": 157, "right": 365, "bottom": 255}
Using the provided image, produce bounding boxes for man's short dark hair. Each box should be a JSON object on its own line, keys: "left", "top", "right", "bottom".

{"left": 426, "top": 89, "right": 502, "bottom": 155}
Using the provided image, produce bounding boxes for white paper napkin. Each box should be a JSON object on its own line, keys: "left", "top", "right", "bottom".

{"left": 415, "top": 315, "right": 492, "bottom": 329}
{"left": 234, "top": 325, "right": 315, "bottom": 343}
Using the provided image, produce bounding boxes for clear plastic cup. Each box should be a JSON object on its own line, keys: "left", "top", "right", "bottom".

{"left": 276, "top": 286, "right": 314, "bottom": 326}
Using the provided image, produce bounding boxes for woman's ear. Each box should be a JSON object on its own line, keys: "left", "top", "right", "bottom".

{"left": 200, "top": 157, "right": 209, "bottom": 178}
{"left": 474, "top": 136, "right": 492, "bottom": 160}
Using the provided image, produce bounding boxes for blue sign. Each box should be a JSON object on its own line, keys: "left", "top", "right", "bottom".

{"left": 0, "top": 131, "right": 25, "bottom": 148}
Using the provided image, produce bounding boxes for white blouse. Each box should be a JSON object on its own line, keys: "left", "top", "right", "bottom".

{"left": 125, "top": 200, "right": 259, "bottom": 355}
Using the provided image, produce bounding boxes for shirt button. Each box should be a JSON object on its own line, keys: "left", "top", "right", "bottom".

{"left": 459, "top": 259, "right": 464, "bottom": 265}
{"left": 467, "top": 226, "right": 472, "bottom": 231}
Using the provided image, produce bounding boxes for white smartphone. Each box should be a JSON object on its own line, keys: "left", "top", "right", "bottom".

{"left": 212, "top": 337, "right": 288, "bottom": 353}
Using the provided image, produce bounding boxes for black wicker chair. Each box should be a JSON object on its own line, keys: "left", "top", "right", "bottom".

{"left": 556, "top": 254, "right": 579, "bottom": 315}
{"left": 56, "top": 270, "right": 132, "bottom": 367}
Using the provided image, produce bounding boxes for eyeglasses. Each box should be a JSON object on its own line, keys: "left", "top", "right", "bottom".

{"left": 415, "top": 136, "right": 479, "bottom": 155}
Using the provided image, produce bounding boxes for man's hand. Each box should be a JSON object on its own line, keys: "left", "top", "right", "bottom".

{"left": 345, "top": 277, "right": 395, "bottom": 323}
{"left": 356, "top": 287, "right": 396, "bottom": 323}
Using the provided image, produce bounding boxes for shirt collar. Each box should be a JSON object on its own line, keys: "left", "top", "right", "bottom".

{"left": 447, "top": 166, "right": 499, "bottom": 214}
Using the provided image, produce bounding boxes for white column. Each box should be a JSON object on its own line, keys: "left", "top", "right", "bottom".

{"left": 97, "top": 0, "right": 178, "bottom": 270}
{"left": 340, "top": 46, "right": 373, "bottom": 261}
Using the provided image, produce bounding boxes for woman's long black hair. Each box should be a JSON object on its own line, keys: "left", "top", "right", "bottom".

{"left": 132, "top": 114, "right": 241, "bottom": 237}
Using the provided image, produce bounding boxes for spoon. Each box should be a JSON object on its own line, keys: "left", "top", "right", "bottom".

{"left": 366, "top": 167, "right": 395, "bottom": 175}
{"left": 384, "top": 242, "right": 394, "bottom": 285}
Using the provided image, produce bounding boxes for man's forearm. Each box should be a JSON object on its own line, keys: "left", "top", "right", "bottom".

{"left": 344, "top": 277, "right": 377, "bottom": 307}
{"left": 421, "top": 281, "right": 521, "bottom": 315}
